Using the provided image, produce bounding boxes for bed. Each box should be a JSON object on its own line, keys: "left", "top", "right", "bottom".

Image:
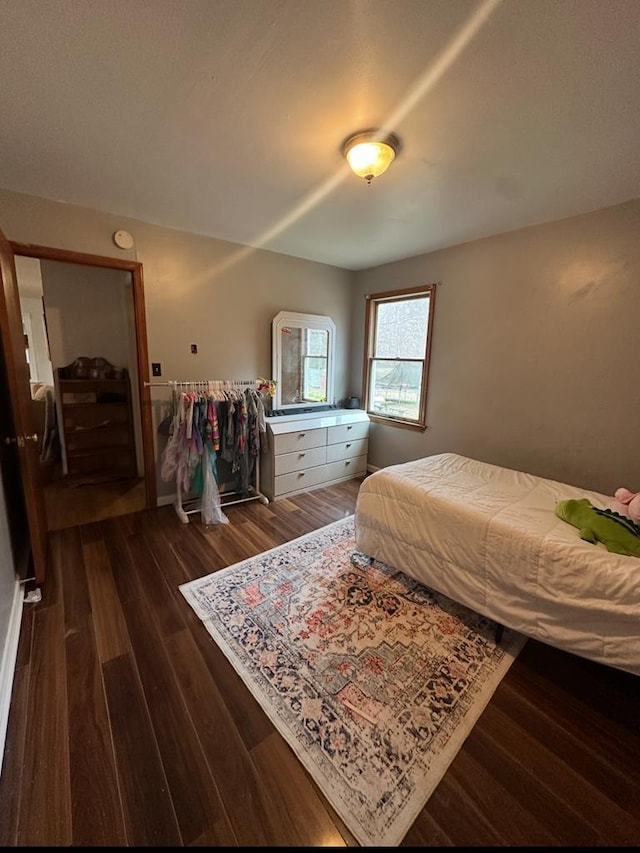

{"left": 354, "top": 452, "right": 640, "bottom": 676}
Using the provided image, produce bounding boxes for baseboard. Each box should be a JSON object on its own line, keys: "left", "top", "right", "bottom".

{"left": 160, "top": 470, "right": 379, "bottom": 507}
{"left": 156, "top": 493, "right": 176, "bottom": 507}
{"left": 0, "top": 579, "right": 24, "bottom": 777}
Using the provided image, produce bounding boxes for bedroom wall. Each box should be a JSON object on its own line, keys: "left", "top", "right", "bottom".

{"left": 349, "top": 199, "right": 640, "bottom": 496}
{"left": 0, "top": 188, "right": 353, "bottom": 498}
{"left": 40, "top": 261, "right": 133, "bottom": 370}
{"left": 3, "top": 189, "right": 637, "bottom": 500}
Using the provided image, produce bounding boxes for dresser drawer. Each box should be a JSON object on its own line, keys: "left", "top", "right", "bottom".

{"left": 275, "top": 445, "right": 326, "bottom": 476}
{"left": 325, "top": 455, "right": 368, "bottom": 481}
{"left": 273, "top": 427, "right": 327, "bottom": 455}
{"left": 326, "top": 437, "right": 368, "bottom": 464}
{"left": 327, "top": 421, "right": 369, "bottom": 444}
{"left": 274, "top": 464, "right": 329, "bottom": 496}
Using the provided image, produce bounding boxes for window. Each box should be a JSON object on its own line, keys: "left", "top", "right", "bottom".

{"left": 363, "top": 284, "right": 437, "bottom": 429}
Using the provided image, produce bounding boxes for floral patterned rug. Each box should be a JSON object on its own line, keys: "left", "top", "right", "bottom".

{"left": 180, "top": 515, "right": 526, "bottom": 846}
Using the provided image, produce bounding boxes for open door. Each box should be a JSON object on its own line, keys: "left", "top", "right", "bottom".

{"left": 0, "top": 226, "right": 48, "bottom": 586}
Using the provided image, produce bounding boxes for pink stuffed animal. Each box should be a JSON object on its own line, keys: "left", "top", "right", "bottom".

{"left": 610, "top": 487, "right": 640, "bottom": 522}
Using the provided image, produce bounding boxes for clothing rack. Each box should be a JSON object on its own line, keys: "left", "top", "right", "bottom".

{"left": 145, "top": 378, "right": 260, "bottom": 388}
{"left": 154, "top": 378, "right": 270, "bottom": 523}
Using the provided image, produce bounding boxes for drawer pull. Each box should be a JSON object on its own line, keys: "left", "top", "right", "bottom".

{"left": 299, "top": 471, "right": 305, "bottom": 477}
{"left": 347, "top": 425, "right": 353, "bottom": 430}
{"left": 345, "top": 460, "right": 351, "bottom": 465}
{"left": 346, "top": 443, "right": 351, "bottom": 448}
{"left": 299, "top": 452, "right": 305, "bottom": 457}
{"left": 299, "top": 432, "right": 306, "bottom": 437}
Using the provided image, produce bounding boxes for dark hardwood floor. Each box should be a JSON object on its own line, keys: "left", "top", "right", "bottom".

{"left": 0, "top": 477, "right": 638, "bottom": 846}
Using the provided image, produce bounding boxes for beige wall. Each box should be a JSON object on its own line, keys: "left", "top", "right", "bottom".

{"left": 350, "top": 199, "right": 640, "bottom": 496}
{"left": 3, "top": 188, "right": 638, "bottom": 499}
{"left": 0, "top": 188, "right": 353, "bottom": 497}
{"left": 40, "top": 261, "right": 132, "bottom": 369}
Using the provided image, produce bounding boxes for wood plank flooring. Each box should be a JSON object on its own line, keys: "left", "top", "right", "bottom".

{"left": 0, "top": 477, "right": 638, "bottom": 846}
{"left": 44, "top": 476, "right": 146, "bottom": 531}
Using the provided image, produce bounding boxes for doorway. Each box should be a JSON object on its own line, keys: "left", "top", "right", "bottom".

{"left": 10, "top": 243, "right": 155, "bottom": 531}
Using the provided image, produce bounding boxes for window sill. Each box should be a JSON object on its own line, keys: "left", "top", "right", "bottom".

{"left": 367, "top": 413, "right": 427, "bottom": 432}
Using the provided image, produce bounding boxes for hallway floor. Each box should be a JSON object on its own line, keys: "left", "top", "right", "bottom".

{"left": 44, "top": 475, "right": 146, "bottom": 530}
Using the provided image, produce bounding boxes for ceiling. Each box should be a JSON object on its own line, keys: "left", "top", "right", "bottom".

{"left": 1, "top": 0, "right": 639, "bottom": 271}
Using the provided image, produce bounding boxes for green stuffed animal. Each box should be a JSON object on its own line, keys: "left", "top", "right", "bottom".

{"left": 555, "top": 498, "right": 640, "bottom": 557}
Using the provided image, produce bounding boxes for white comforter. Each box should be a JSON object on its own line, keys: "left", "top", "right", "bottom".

{"left": 354, "top": 453, "right": 640, "bottom": 676}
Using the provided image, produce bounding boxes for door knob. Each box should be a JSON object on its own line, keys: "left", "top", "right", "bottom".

{"left": 4, "top": 435, "right": 38, "bottom": 447}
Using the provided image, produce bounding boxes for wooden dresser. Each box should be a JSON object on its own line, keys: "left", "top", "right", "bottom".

{"left": 261, "top": 409, "right": 369, "bottom": 501}
{"left": 56, "top": 357, "right": 136, "bottom": 482}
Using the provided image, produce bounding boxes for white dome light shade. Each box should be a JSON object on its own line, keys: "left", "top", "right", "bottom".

{"left": 342, "top": 131, "right": 401, "bottom": 184}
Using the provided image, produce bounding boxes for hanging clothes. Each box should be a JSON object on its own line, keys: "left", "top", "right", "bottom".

{"left": 160, "top": 381, "right": 267, "bottom": 524}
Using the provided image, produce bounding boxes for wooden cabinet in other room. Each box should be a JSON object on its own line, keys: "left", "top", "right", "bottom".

{"left": 56, "top": 357, "right": 136, "bottom": 482}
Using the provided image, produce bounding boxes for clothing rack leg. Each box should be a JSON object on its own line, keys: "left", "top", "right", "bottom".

{"left": 174, "top": 479, "right": 190, "bottom": 524}
{"left": 256, "top": 452, "right": 269, "bottom": 504}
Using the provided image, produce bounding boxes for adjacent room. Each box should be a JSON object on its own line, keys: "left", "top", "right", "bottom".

{"left": 0, "top": 0, "right": 638, "bottom": 846}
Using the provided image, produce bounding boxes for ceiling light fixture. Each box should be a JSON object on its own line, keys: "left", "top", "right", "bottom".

{"left": 341, "top": 130, "right": 401, "bottom": 185}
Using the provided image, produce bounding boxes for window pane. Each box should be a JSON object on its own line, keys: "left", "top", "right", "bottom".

{"left": 369, "top": 359, "right": 423, "bottom": 420}
{"left": 305, "top": 328, "right": 328, "bottom": 357}
{"left": 302, "top": 356, "right": 327, "bottom": 401}
{"left": 375, "top": 297, "right": 429, "bottom": 359}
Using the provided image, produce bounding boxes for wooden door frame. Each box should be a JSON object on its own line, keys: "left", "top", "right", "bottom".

{"left": 0, "top": 232, "right": 49, "bottom": 584}
{"left": 10, "top": 242, "right": 157, "bottom": 509}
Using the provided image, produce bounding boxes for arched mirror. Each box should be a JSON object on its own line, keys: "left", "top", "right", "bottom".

{"left": 272, "top": 311, "right": 335, "bottom": 413}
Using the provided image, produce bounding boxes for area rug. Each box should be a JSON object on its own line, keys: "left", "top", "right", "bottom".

{"left": 180, "top": 515, "right": 526, "bottom": 846}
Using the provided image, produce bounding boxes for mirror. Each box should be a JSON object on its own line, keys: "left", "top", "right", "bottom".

{"left": 272, "top": 311, "right": 336, "bottom": 413}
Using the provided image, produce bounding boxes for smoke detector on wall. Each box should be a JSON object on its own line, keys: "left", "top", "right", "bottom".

{"left": 113, "top": 229, "right": 134, "bottom": 250}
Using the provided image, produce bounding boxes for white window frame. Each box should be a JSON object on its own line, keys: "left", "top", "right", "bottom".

{"left": 362, "top": 284, "right": 437, "bottom": 430}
